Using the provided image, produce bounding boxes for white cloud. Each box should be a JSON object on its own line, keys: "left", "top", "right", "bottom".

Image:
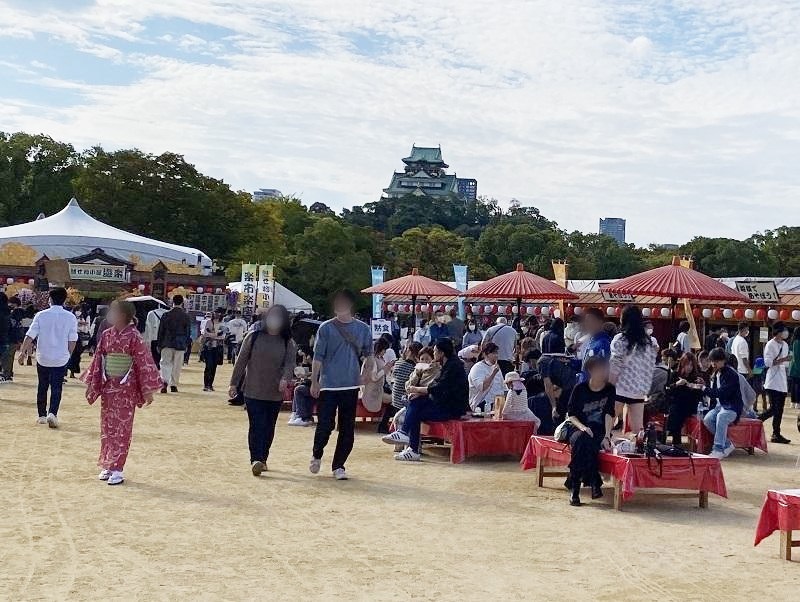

{"left": 0, "top": 0, "right": 799, "bottom": 245}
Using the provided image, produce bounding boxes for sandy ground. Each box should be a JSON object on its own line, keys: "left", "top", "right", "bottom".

{"left": 1, "top": 359, "right": 799, "bottom": 601}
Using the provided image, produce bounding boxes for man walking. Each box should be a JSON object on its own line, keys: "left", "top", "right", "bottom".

{"left": 759, "top": 321, "right": 792, "bottom": 444}
{"left": 309, "top": 289, "right": 373, "bottom": 480}
{"left": 143, "top": 305, "right": 167, "bottom": 368}
{"left": 156, "top": 294, "right": 192, "bottom": 394}
{"left": 483, "top": 316, "right": 518, "bottom": 375}
{"left": 18, "top": 287, "right": 77, "bottom": 428}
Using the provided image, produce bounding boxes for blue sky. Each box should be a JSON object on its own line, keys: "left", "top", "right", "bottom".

{"left": 1, "top": 0, "right": 799, "bottom": 245}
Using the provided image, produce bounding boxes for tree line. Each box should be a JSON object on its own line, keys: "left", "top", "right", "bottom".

{"left": 1, "top": 131, "right": 797, "bottom": 312}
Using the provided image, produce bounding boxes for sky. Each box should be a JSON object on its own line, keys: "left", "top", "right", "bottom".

{"left": 1, "top": 0, "right": 799, "bottom": 246}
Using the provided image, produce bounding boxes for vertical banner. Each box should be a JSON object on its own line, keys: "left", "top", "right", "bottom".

{"left": 371, "top": 266, "right": 386, "bottom": 319}
{"left": 552, "top": 260, "right": 569, "bottom": 319}
{"left": 240, "top": 263, "right": 257, "bottom": 320}
{"left": 453, "top": 264, "right": 468, "bottom": 319}
{"left": 257, "top": 264, "right": 275, "bottom": 310}
{"left": 683, "top": 298, "right": 701, "bottom": 350}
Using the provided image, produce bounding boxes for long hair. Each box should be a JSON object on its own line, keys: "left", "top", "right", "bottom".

{"left": 677, "top": 353, "right": 700, "bottom": 379}
{"left": 619, "top": 304, "right": 651, "bottom": 352}
{"left": 264, "top": 304, "right": 292, "bottom": 343}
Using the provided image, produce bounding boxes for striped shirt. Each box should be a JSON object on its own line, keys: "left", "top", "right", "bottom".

{"left": 391, "top": 359, "right": 416, "bottom": 408}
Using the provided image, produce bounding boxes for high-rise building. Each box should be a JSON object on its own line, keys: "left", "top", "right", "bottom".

{"left": 599, "top": 217, "right": 626, "bottom": 244}
{"left": 383, "top": 145, "right": 477, "bottom": 201}
{"left": 252, "top": 188, "right": 282, "bottom": 203}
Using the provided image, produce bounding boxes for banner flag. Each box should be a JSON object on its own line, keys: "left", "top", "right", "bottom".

{"left": 240, "top": 264, "right": 258, "bottom": 320}
{"left": 371, "top": 266, "right": 386, "bottom": 319}
{"left": 453, "top": 264, "right": 468, "bottom": 319}
{"left": 257, "top": 264, "right": 275, "bottom": 310}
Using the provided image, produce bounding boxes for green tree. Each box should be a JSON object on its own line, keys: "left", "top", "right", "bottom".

{"left": 679, "top": 237, "right": 777, "bottom": 277}
{"left": 565, "top": 233, "right": 645, "bottom": 279}
{"left": 387, "top": 226, "right": 470, "bottom": 281}
{"left": 477, "top": 223, "right": 568, "bottom": 276}
{"left": 750, "top": 227, "right": 800, "bottom": 276}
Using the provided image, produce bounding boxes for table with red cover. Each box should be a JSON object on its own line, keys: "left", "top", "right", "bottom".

{"left": 754, "top": 489, "right": 800, "bottom": 559}
{"left": 521, "top": 435, "right": 727, "bottom": 510}
{"left": 684, "top": 416, "right": 768, "bottom": 455}
{"left": 423, "top": 419, "right": 537, "bottom": 464}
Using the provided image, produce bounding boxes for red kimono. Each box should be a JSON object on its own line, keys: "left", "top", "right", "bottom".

{"left": 83, "top": 325, "right": 162, "bottom": 471}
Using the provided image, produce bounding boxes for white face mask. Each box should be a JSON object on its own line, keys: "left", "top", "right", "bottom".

{"left": 468, "top": 324, "right": 476, "bottom": 331}
{"left": 780, "top": 331, "right": 789, "bottom": 340}
{"left": 645, "top": 328, "right": 654, "bottom": 336}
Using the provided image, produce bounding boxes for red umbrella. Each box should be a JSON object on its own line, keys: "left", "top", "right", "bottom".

{"left": 600, "top": 257, "right": 749, "bottom": 302}
{"left": 462, "top": 263, "right": 577, "bottom": 301}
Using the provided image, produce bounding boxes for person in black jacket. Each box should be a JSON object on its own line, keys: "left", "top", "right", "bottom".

{"left": 382, "top": 338, "right": 469, "bottom": 461}
{"left": 0, "top": 293, "right": 11, "bottom": 381}
{"left": 156, "top": 294, "right": 192, "bottom": 393}
{"left": 703, "top": 348, "right": 743, "bottom": 459}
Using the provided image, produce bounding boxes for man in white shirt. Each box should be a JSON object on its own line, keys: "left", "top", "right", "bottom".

{"left": 730, "top": 322, "right": 751, "bottom": 376}
{"left": 143, "top": 306, "right": 167, "bottom": 367}
{"left": 759, "top": 321, "right": 792, "bottom": 444}
{"left": 675, "top": 321, "right": 691, "bottom": 354}
{"left": 18, "top": 287, "right": 78, "bottom": 428}
{"left": 482, "top": 317, "right": 518, "bottom": 376}
{"left": 225, "top": 311, "right": 248, "bottom": 363}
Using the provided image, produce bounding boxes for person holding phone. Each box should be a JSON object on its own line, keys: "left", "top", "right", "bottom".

{"left": 759, "top": 321, "right": 792, "bottom": 444}
{"left": 466, "top": 342, "right": 505, "bottom": 412}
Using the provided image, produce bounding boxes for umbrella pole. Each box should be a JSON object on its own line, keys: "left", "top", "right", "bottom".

{"left": 410, "top": 295, "right": 417, "bottom": 337}
{"left": 517, "top": 297, "right": 522, "bottom": 327}
{"left": 670, "top": 296, "right": 678, "bottom": 344}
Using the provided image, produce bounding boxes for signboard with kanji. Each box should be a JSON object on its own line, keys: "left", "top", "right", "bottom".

{"left": 257, "top": 264, "right": 274, "bottom": 309}
{"left": 185, "top": 294, "right": 227, "bottom": 313}
{"left": 735, "top": 281, "right": 779, "bottom": 303}
{"left": 240, "top": 264, "right": 258, "bottom": 319}
{"left": 371, "top": 319, "right": 392, "bottom": 340}
{"left": 69, "top": 263, "right": 128, "bottom": 282}
{"left": 601, "top": 289, "right": 635, "bottom": 303}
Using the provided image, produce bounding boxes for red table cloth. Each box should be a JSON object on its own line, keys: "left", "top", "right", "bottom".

{"left": 755, "top": 489, "right": 800, "bottom": 546}
{"left": 521, "top": 436, "right": 727, "bottom": 501}
{"left": 424, "top": 419, "right": 537, "bottom": 464}
{"left": 684, "top": 416, "right": 768, "bottom": 455}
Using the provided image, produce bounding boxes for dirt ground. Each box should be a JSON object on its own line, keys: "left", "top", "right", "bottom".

{"left": 1, "top": 359, "right": 799, "bottom": 601}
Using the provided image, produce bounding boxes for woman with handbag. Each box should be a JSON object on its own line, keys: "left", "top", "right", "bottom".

{"left": 565, "top": 356, "right": 615, "bottom": 506}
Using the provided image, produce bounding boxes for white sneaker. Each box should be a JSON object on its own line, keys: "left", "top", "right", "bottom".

{"left": 309, "top": 457, "right": 321, "bottom": 474}
{"left": 299, "top": 419, "right": 314, "bottom": 427}
{"left": 333, "top": 468, "right": 348, "bottom": 480}
{"left": 381, "top": 431, "right": 410, "bottom": 445}
{"left": 287, "top": 417, "right": 301, "bottom": 426}
{"left": 107, "top": 471, "right": 124, "bottom": 485}
{"left": 709, "top": 450, "right": 725, "bottom": 459}
{"left": 46, "top": 413, "right": 58, "bottom": 429}
{"left": 723, "top": 442, "right": 736, "bottom": 457}
{"left": 98, "top": 469, "right": 111, "bottom": 481}
{"left": 36, "top": 416, "right": 47, "bottom": 425}
{"left": 251, "top": 461, "right": 266, "bottom": 476}
{"left": 394, "top": 447, "right": 422, "bottom": 462}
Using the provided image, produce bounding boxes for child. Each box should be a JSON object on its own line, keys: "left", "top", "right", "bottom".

{"left": 502, "top": 371, "right": 541, "bottom": 428}
{"left": 82, "top": 301, "right": 162, "bottom": 485}
{"left": 405, "top": 347, "right": 440, "bottom": 400}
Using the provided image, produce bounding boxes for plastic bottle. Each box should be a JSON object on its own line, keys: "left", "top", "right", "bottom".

{"left": 696, "top": 400, "right": 705, "bottom": 420}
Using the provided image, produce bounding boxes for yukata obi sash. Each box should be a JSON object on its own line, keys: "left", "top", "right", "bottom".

{"left": 103, "top": 353, "right": 134, "bottom": 384}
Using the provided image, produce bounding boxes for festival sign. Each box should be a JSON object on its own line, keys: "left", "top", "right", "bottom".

{"left": 453, "top": 264, "right": 468, "bottom": 319}
{"left": 371, "top": 318, "right": 392, "bottom": 340}
{"left": 257, "top": 264, "right": 275, "bottom": 309}
{"left": 600, "top": 287, "right": 635, "bottom": 303}
{"left": 371, "top": 266, "right": 386, "bottom": 319}
{"left": 734, "top": 281, "right": 779, "bottom": 303}
{"left": 240, "top": 263, "right": 258, "bottom": 319}
{"left": 68, "top": 263, "right": 128, "bottom": 282}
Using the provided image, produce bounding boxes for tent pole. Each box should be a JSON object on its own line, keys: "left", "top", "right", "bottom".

{"left": 410, "top": 294, "right": 417, "bottom": 336}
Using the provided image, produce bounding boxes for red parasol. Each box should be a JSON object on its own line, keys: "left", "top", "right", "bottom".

{"left": 600, "top": 257, "right": 749, "bottom": 302}
{"left": 462, "top": 263, "right": 577, "bottom": 301}
{"left": 361, "top": 268, "right": 461, "bottom": 297}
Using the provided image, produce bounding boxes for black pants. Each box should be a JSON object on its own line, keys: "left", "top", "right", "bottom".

{"left": 203, "top": 350, "right": 219, "bottom": 388}
{"left": 378, "top": 405, "right": 398, "bottom": 434}
{"left": 760, "top": 389, "right": 787, "bottom": 436}
{"left": 568, "top": 428, "right": 602, "bottom": 487}
{"left": 67, "top": 341, "right": 83, "bottom": 376}
{"left": 498, "top": 360, "right": 514, "bottom": 376}
{"left": 245, "top": 398, "right": 282, "bottom": 463}
{"left": 150, "top": 341, "right": 161, "bottom": 369}
{"left": 312, "top": 389, "right": 358, "bottom": 471}
{"left": 36, "top": 363, "right": 68, "bottom": 417}
{"left": 667, "top": 400, "right": 696, "bottom": 444}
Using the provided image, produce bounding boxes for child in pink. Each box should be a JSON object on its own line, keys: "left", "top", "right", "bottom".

{"left": 83, "top": 301, "right": 162, "bottom": 485}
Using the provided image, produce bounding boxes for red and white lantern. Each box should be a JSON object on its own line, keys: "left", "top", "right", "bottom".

{"left": 780, "top": 309, "right": 790, "bottom": 321}
{"left": 642, "top": 307, "right": 651, "bottom": 318}
{"left": 733, "top": 308, "right": 744, "bottom": 320}
{"left": 6, "top": 277, "right": 13, "bottom": 285}
{"left": 606, "top": 306, "right": 616, "bottom": 317}
{"left": 28, "top": 278, "right": 35, "bottom": 286}
{"left": 756, "top": 309, "right": 767, "bottom": 320}
{"left": 701, "top": 308, "right": 712, "bottom": 318}
{"left": 744, "top": 309, "right": 755, "bottom": 320}
{"left": 574, "top": 306, "right": 583, "bottom": 316}
{"left": 196, "top": 286, "right": 204, "bottom": 294}
{"left": 768, "top": 309, "right": 779, "bottom": 320}
{"left": 792, "top": 310, "right": 800, "bottom": 321}
{"left": 660, "top": 307, "right": 671, "bottom": 318}
{"left": 541, "top": 306, "right": 550, "bottom": 317}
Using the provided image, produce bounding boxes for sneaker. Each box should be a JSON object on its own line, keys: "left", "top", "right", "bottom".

{"left": 771, "top": 434, "right": 791, "bottom": 444}
{"left": 46, "top": 413, "right": 58, "bottom": 429}
{"left": 299, "top": 419, "right": 315, "bottom": 427}
{"left": 287, "top": 417, "right": 303, "bottom": 426}
{"left": 709, "top": 450, "right": 725, "bottom": 459}
{"left": 287, "top": 413, "right": 298, "bottom": 423}
{"left": 160, "top": 386, "right": 168, "bottom": 394}
{"left": 251, "top": 461, "right": 266, "bottom": 476}
{"left": 203, "top": 387, "right": 210, "bottom": 392}
{"left": 333, "top": 468, "right": 348, "bottom": 480}
{"left": 36, "top": 416, "right": 47, "bottom": 425}
{"left": 394, "top": 447, "right": 421, "bottom": 462}
{"left": 170, "top": 386, "right": 178, "bottom": 393}
{"left": 381, "top": 431, "right": 410, "bottom": 446}
{"left": 723, "top": 442, "right": 736, "bottom": 457}
{"left": 107, "top": 471, "right": 124, "bottom": 485}
{"left": 309, "top": 457, "right": 321, "bottom": 474}
{"left": 98, "top": 469, "right": 111, "bottom": 481}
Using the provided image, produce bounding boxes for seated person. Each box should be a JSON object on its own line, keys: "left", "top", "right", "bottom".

{"left": 703, "top": 348, "right": 744, "bottom": 459}
{"left": 538, "top": 354, "right": 577, "bottom": 424}
{"left": 467, "top": 342, "right": 505, "bottom": 413}
{"left": 289, "top": 366, "right": 315, "bottom": 426}
{"left": 404, "top": 347, "right": 440, "bottom": 399}
{"left": 458, "top": 343, "right": 480, "bottom": 373}
{"left": 565, "top": 356, "right": 615, "bottom": 506}
{"left": 528, "top": 384, "right": 560, "bottom": 435}
{"left": 726, "top": 355, "right": 758, "bottom": 419}
{"left": 381, "top": 338, "right": 470, "bottom": 461}
{"left": 665, "top": 352, "right": 705, "bottom": 446}
{"left": 502, "top": 371, "right": 541, "bottom": 428}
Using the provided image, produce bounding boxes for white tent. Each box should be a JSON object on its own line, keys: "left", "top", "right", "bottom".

{"left": 228, "top": 281, "right": 313, "bottom": 313}
{"left": 0, "top": 198, "right": 212, "bottom": 270}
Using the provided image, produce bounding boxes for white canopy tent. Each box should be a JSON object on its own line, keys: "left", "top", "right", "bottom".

{"left": 0, "top": 198, "right": 212, "bottom": 270}
{"left": 228, "top": 281, "right": 313, "bottom": 314}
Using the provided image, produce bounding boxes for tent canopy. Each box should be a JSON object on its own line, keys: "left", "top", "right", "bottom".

{"left": 228, "top": 281, "right": 313, "bottom": 314}
{"left": 0, "top": 198, "right": 212, "bottom": 270}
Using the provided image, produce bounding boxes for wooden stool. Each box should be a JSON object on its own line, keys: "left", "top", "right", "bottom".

{"left": 780, "top": 530, "right": 800, "bottom": 561}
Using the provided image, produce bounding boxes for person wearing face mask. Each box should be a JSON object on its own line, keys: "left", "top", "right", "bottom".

{"left": 758, "top": 321, "right": 792, "bottom": 444}
{"left": 467, "top": 342, "right": 505, "bottom": 412}
{"left": 413, "top": 319, "right": 432, "bottom": 346}
{"left": 229, "top": 305, "right": 297, "bottom": 476}
{"left": 502, "top": 371, "right": 541, "bottom": 425}
{"left": 462, "top": 319, "right": 483, "bottom": 348}
{"left": 428, "top": 312, "right": 449, "bottom": 345}
{"left": 643, "top": 320, "right": 656, "bottom": 345}
{"left": 200, "top": 311, "right": 224, "bottom": 392}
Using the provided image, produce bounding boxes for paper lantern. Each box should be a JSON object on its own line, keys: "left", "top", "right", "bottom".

{"left": 780, "top": 309, "right": 790, "bottom": 321}
{"left": 519, "top": 306, "right": 527, "bottom": 316}
{"left": 445, "top": 305, "right": 453, "bottom": 313}
{"left": 712, "top": 308, "right": 722, "bottom": 320}
{"left": 532, "top": 306, "right": 542, "bottom": 316}
{"left": 768, "top": 309, "right": 779, "bottom": 320}
{"left": 541, "top": 306, "right": 551, "bottom": 317}
{"left": 792, "top": 310, "right": 800, "bottom": 321}
{"left": 702, "top": 308, "right": 712, "bottom": 318}
{"left": 722, "top": 309, "right": 733, "bottom": 319}
{"left": 490, "top": 305, "right": 498, "bottom": 315}
{"left": 196, "top": 286, "right": 204, "bottom": 294}
{"left": 6, "top": 277, "right": 13, "bottom": 284}
{"left": 504, "top": 305, "right": 512, "bottom": 315}
{"left": 756, "top": 309, "right": 766, "bottom": 320}
{"left": 438, "top": 305, "right": 446, "bottom": 313}
{"left": 553, "top": 309, "right": 561, "bottom": 319}
{"left": 215, "top": 288, "right": 223, "bottom": 294}
{"left": 573, "top": 306, "right": 583, "bottom": 315}
{"left": 137, "top": 284, "right": 146, "bottom": 291}
{"left": 744, "top": 309, "right": 755, "bottom": 319}
{"left": 660, "top": 307, "right": 671, "bottom": 318}
{"left": 692, "top": 308, "right": 701, "bottom": 318}
{"left": 733, "top": 308, "right": 744, "bottom": 320}
{"left": 511, "top": 305, "right": 519, "bottom": 314}
{"left": 642, "top": 307, "right": 651, "bottom": 318}
{"left": 606, "top": 306, "right": 616, "bottom": 317}
{"left": 28, "top": 278, "right": 35, "bottom": 286}
{"left": 614, "top": 306, "right": 621, "bottom": 317}
{"left": 471, "top": 304, "right": 480, "bottom": 314}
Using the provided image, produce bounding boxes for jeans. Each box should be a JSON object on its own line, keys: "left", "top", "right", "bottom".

{"left": 401, "top": 395, "right": 460, "bottom": 453}
{"left": 36, "top": 363, "right": 68, "bottom": 417}
{"left": 1, "top": 343, "right": 18, "bottom": 378}
{"left": 245, "top": 398, "right": 282, "bottom": 463}
{"left": 312, "top": 389, "right": 358, "bottom": 471}
{"left": 703, "top": 405, "right": 737, "bottom": 452}
{"left": 759, "top": 389, "right": 787, "bottom": 436}
{"left": 292, "top": 384, "right": 315, "bottom": 421}
{"left": 159, "top": 348, "right": 184, "bottom": 387}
